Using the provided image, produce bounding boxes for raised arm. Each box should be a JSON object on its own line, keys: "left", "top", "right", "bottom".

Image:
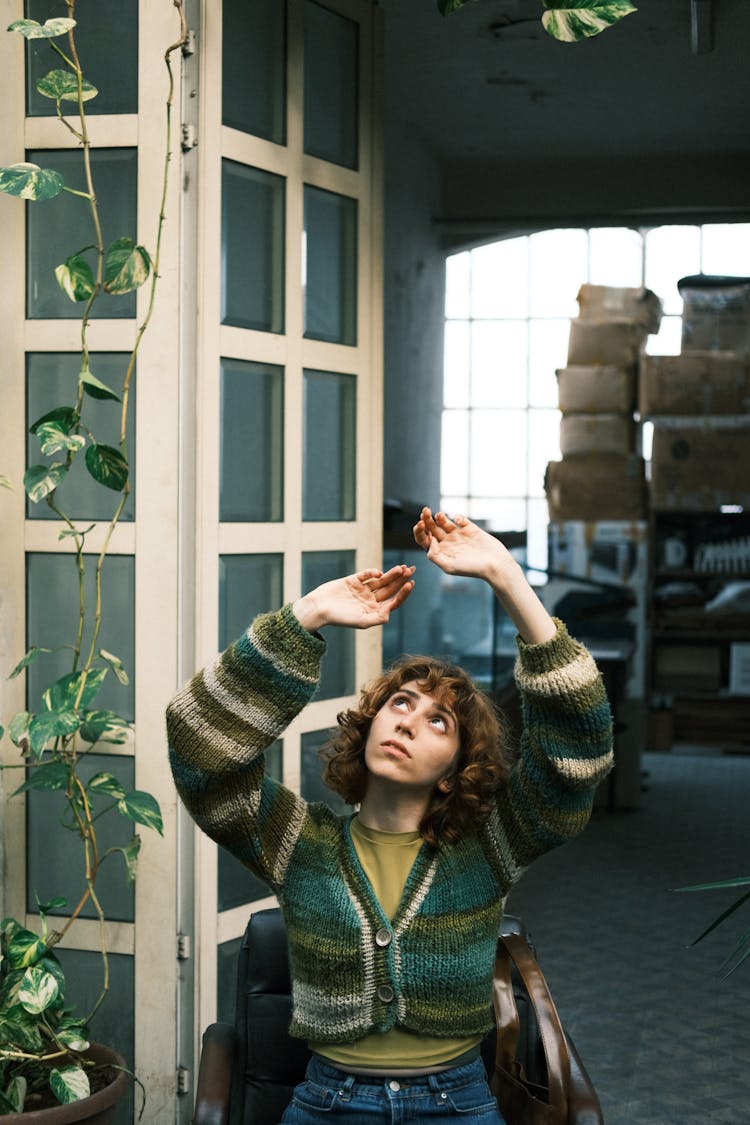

{"left": 412, "top": 507, "right": 555, "bottom": 644}
{"left": 292, "top": 564, "right": 415, "bottom": 633}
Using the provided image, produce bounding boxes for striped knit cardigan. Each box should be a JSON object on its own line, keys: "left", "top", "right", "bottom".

{"left": 167, "top": 605, "right": 613, "bottom": 1044}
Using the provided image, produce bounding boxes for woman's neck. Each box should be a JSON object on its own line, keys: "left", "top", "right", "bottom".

{"left": 358, "top": 779, "right": 430, "bottom": 834}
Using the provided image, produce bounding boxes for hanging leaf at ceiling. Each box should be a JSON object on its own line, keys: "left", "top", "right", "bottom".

{"left": 542, "top": 1, "right": 637, "bottom": 42}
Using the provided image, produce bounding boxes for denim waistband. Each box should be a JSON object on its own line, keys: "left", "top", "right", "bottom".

{"left": 307, "top": 1052, "right": 487, "bottom": 1091}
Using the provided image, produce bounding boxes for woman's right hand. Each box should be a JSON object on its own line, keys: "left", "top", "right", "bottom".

{"left": 292, "top": 565, "right": 415, "bottom": 633}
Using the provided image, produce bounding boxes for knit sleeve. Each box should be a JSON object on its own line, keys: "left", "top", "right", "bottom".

{"left": 166, "top": 604, "right": 326, "bottom": 891}
{"left": 486, "top": 618, "right": 613, "bottom": 880}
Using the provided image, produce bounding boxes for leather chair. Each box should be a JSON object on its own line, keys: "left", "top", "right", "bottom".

{"left": 193, "top": 907, "right": 603, "bottom": 1125}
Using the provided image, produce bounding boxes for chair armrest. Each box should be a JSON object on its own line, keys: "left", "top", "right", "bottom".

{"left": 193, "top": 1021, "right": 237, "bottom": 1125}
{"left": 565, "top": 1033, "right": 604, "bottom": 1125}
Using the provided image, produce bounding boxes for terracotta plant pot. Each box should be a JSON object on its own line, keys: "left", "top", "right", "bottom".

{"left": 3, "top": 1043, "right": 130, "bottom": 1123}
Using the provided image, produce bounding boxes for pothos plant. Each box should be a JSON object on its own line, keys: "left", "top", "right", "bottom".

{"left": 439, "top": 0, "right": 637, "bottom": 42}
{"left": 0, "top": 2, "right": 186, "bottom": 1115}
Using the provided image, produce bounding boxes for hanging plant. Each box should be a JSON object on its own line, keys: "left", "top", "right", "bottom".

{"left": 438, "top": 0, "right": 638, "bottom": 42}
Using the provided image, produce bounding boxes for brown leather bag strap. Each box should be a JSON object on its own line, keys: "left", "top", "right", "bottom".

{"left": 493, "top": 932, "right": 571, "bottom": 1114}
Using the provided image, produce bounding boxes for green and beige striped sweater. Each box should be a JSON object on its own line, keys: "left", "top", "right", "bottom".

{"left": 167, "top": 605, "right": 612, "bottom": 1043}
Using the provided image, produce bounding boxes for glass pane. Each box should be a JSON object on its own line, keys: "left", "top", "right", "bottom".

{"left": 26, "top": 553, "right": 135, "bottom": 720}
{"left": 27, "top": 754, "right": 135, "bottom": 922}
{"left": 528, "top": 320, "right": 570, "bottom": 408}
{"left": 472, "top": 322, "right": 527, "bottom": 407}
{"left": 441, "top": 410, "right": 469, "bottom": 497}
{"left": 303, "top": 370, "right": 356, "bottom": 521}
{"left": 470, "top": 410, "right": 527, "bottom": 497}
{"left": 445, "top": 252, "right": 470, "bottom": 319}
{"left": 701, "top": 222, "right": 750, "bottom": 276}
{"left": 470, "top": 237, "right": 529, "bottom": 319}
{"left": 443, "top": 324, "right": 470, "bottom": 413}
{"left": 301, "top": 551, "right": 355, "bottom": 699}
{"left": 528, "top": 408, "right": 561, "bottom": 498}
{"left": 301, "top": 729, "right": 351, "bottom": 814}
{"left": 222, "top": 0, "right": 286, "bottom": 142}
{"left": 645, "top": 314, "right": 683, "bottom": 356}
{"left": 26, "top": 353, "right": 135, "bottom": 521}
{"left": 220, "top": 359, "right": 283, "bottom": 522}
{"left": 304, "top": 1, "right": 358, "bottom": 169}
{"left": 218, "top": 554, "right": 284, "bottom": 649}
{"left": 588, "top": 227, "right": 643, "bottom": 287}
{"left": 304, "top": 185, "right": 357, "bottom": 345}
{"left": 25, "top": 0, "right": 138, "bottom": 117}
{"left": 529, "top": 230, "right": 588, "bottom": 318}
{"left": 468, "top": 498, "right": 526, "bottom": 533}
{"left": 644, "top": 226, "right": 701, "bottom": 316}
{"left": 217, "top": 936, "right": 243, "bottom": 1025}
{"left": 218, "top": 742, "right": 282, "bottom": 910}
{"left": 27, "top": 149, "right": 137, "bottom": 319}
{"left": 56, "top": 949, "right": 134, "bottom": 1124}
{"left": 222, "top": 160, "right": 285, "bottom": 332}
{"left": 527, "top": 498, "right": 549, "bottom": 578}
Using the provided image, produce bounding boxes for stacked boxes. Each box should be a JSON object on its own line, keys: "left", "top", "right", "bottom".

{"left": 642, "top": 275, "right": 750, "bottom": 510}
{"left": 545, "top": 284, "right": 662, "bottom": 521}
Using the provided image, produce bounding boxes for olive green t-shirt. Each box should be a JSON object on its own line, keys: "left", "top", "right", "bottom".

{"left": 309, "top": 816, "right": 482, "bottom": 1068}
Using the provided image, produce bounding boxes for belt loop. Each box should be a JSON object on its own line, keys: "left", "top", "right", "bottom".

{"left": 338, "top": 1074, "right": 356, "bottom": 1102}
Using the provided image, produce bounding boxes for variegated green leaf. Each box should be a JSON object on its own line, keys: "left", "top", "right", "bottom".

{"left": 12, "top": 760, "right": 70, "bottom": 796}
{"left": 7, "top": 18, "right": 76, "bottom": 39}
{"left": 104, "top": 237, "right": 152, "bottom": 295}
{"left": 1, "top": 1075, "right": 27, "bottom": 1113}
{"left": 112, "top": 834, "right": 142, "bottom": 882}
{"left": 99, "top": 649, "right": 130, "bottom": 685}
{"left": 18, "top": 964, "right": 60, "bottom": 1014}
{"left": 55, "top": 253, "right": 96, "bottom": 302}
{"left": 119, "top": 791, "right": 164, "bottom": 836}
{"left": 50, "top": 1065, "right": 90, "bottom": 1105}
{"left": 4, "top": 927, "right": 45, "bottom": 969}
{"left": 28, "top": 710, "right": 80, "bottom": 757}
{"left": 542, "top": 1, "right": 637, "bottom": 42}
{"left": 87, "top": 771, "right": 127, "bottom": 799}
{"left": 36, "top": 68, "right": 98, "bottom": 104}
{"left": 79, "top": 369, "right": 121, "bottom": 402}
{"left": 23, "top": 462, "right": 68, "bottom": 503}
{"left": 80, "top": 711, "right": 130, "bottom": 745}
{"left": 8, "top": 646, "right": 53, "bottom": 679}
{"left": 29, "top": 406, "right": 80, "bottom": 436}
{"left": 85, "top": 443, "right": 129, "bottom": 491}
{"left": 0, "top": 162, "right": 65, "bottom": 201}
{"left": 55, "top": 1024, "right": 90, "bottom": 1052}
{"left": 43, "top": 669, "right": 108, "bottom": 712}
{"left": 8, "top": 711, "right": 31, "bottom": 747}
{"left": 35, "top": 421, "right": 86, "bottom": 457}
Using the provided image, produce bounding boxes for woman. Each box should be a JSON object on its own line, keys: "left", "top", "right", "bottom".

{"left": 167, "top": 508, "right": 613, "bottom": 1123}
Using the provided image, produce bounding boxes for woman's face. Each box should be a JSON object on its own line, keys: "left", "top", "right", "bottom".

{"left": 363, "top": 680, "right": 461, "bottom": 795}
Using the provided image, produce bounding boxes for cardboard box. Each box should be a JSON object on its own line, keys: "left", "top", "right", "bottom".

{"left": 557, "top": 365, "right": 636, "bottom": 413}
{"left": 654, "top": 644, "right": 722, "bottom": 692}
{"left": 545, "top": 455, "right": 647, "bottom": 521}
{"left": 559, "top": 413, "right": 636, "bottom": 457}
{"left": 679, "top": 275, "right": 750, "bottom": 355}
{"left": 567, "top": 318, "right": 647, "bottom": 367}
{"left": 650, "top": 418, "right": 750, "bottom": 510}
{"left": 639, "top": 351, "right": 750, "bottom": 415}
{"left": 577, "top": 284, "right": 663, "bottom": 335}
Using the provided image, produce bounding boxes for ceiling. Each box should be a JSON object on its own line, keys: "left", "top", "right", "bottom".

{"left": 382, "top": 0, "right": 750, "bottom": 164}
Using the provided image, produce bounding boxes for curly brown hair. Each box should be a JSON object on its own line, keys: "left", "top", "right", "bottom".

{"left": 320, "top": 655, "right": 513, "bottom": 848}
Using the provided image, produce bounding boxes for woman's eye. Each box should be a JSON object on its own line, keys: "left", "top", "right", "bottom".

{"left": 430, "top": 715, "right": 446, "bottom": 731}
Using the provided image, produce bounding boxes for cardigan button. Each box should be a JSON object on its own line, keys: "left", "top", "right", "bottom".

{"left": 377, "top": 984, "right": 395, "bottom": 1003}
{"left": 375, "top": 927, "right": 392, "bottom": 948}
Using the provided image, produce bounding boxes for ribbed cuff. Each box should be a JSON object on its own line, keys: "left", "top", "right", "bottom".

{"left": 515, "top": 618, "right": 581, "bottom": 675}
{"left": 250, "top": 603, "right": 327, "bottom": 678}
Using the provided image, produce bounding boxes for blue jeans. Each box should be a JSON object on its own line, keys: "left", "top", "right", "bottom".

{"left": 279, "top": 1055, "right": 506, "bottom": 1123}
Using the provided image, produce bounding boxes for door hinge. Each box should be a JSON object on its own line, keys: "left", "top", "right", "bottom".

{"left": 177, "top": 1067, "right": 190, "bottom": 1096}
{"left": 177, "top": 933, "right": 191, "bottom": 961}
{"left": 182, "top": 28, "right": 197, "bottom": 57}
{"left": 181, "top": 123, "right": 198, "bottom": 153}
